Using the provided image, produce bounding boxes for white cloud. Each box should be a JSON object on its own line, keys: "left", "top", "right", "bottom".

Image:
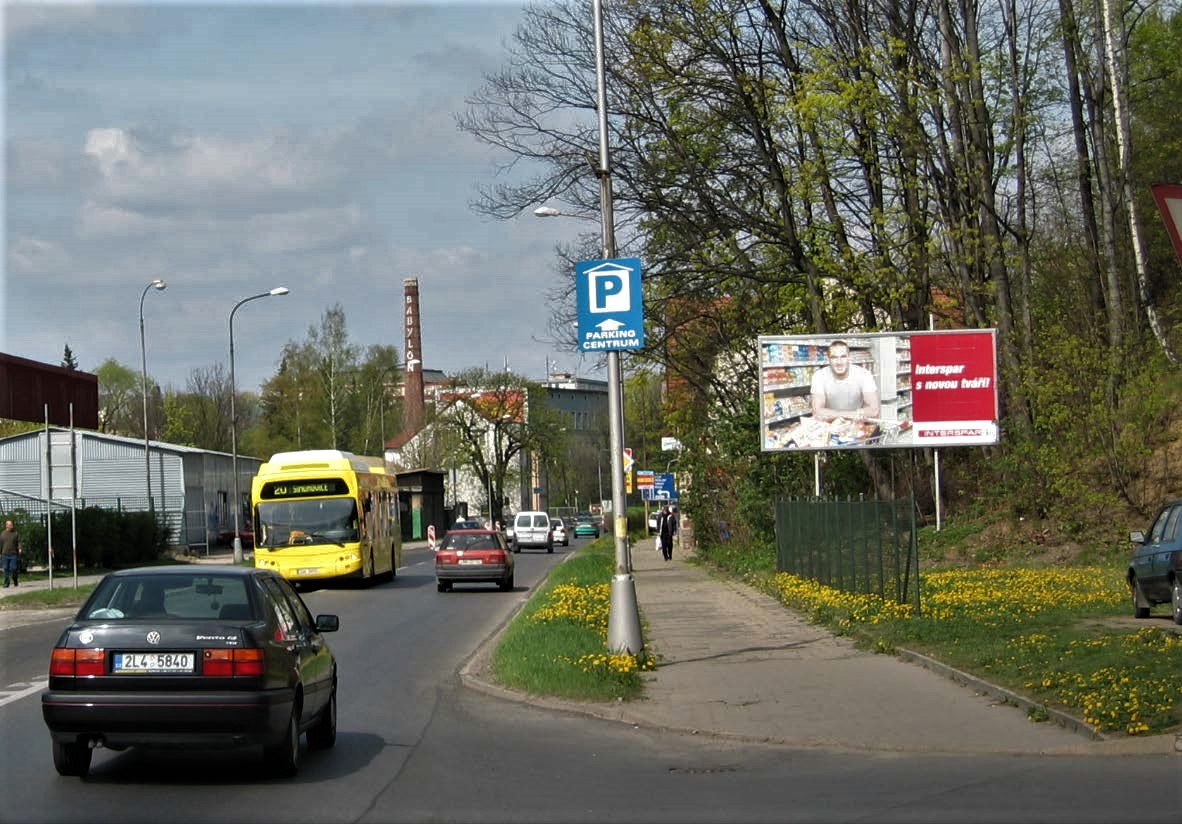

{"left": 7, "top": 233, "right": 73, "bottom": 275}
{"left": 82, "top": 127, "right": 349, "bottom": 211}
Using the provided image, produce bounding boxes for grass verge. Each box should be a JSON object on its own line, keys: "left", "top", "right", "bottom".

{"left": 698, "top": 539, "right": 1182, "bottom": 737}
{"left": 0, "top": 581, "right": 98, "bottom": 610}
{"left": 490, "top": 536, "right": 656, "bottom": 701}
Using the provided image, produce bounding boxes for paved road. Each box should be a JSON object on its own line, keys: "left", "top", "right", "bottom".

{"left": 4, "top": 539, "right": 1179, "bottom": 756}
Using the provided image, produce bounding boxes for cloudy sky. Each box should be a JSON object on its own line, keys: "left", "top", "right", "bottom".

{"left": 3, "top": 0, "right": 593, "bottom": 394}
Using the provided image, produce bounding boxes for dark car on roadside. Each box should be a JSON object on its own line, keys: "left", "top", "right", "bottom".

{"left": 435, "top": 528, "right": 515, "bottom": 592}
{"left": 1128, "top": 498, "right": 1182, "bottom": 623}
{"left": 41, "top": 565, "right": 340, "bottom": 778}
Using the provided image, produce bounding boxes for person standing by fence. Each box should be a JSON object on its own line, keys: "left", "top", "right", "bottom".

{"left": 1, "top": 519, "right": 22, "bottom": 587}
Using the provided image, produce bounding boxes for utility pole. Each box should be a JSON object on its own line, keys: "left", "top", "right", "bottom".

{"left": 594, "top": 0, "right": 643, "bottom": 655}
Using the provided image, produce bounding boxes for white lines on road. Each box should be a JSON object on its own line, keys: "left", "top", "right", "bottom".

{"left": 0, "top": 678, "right": 47, "bottom": 708}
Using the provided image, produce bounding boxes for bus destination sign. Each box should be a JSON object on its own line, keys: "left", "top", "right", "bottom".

{"left": 260, "top": 478, "right": 350, "bottom": 499}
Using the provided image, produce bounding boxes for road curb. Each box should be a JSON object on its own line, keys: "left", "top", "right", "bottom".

{"left": 893, "top": 647, "right": 1101, "bottom": 739}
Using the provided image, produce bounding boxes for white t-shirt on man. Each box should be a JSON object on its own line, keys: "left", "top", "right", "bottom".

{"left": 810, "top": 363, "right": 877, "bottom": 414}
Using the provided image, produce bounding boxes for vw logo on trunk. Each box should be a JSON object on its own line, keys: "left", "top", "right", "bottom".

{"left": 146, "top": 631, "right": 161, "bottom": 645}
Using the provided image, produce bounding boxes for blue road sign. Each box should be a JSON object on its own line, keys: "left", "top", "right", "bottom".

{"left": 652, "top": 472, "right": 678, "bottom": 501}
{"left": 575, "top": 257, "right": 645, "bottom": 352}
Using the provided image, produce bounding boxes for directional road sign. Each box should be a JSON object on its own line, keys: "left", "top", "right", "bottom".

{"left": 575, "top": 258, "right": 645, "bottom": 352}
{"left": 653, "top": 472, "right": 678, "bottom": 501}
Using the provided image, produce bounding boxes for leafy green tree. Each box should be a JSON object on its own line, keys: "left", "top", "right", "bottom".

{"left": 430, "top": 368, "right": 567, "bottom": 526}
{"left": 251, "top": 306, "right": 400, "bottom": 457}
{"left": 94, "top": 358, "right": 140, "bottom": 435}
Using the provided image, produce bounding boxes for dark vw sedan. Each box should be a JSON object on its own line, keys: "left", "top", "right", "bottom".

{"left": 42, "top": 566, "right": 340, "bottom": 778}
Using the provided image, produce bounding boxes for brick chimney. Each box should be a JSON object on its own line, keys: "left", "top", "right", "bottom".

{"left": 403, "top": 277, "right": 426, "bottom": 433}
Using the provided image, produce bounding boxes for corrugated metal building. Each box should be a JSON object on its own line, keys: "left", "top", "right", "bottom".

{"left": 0, "top": 428, "right": 263, "bottom": 551}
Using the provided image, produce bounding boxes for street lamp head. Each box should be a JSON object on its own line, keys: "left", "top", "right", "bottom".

{"left": 533, "top": 206, "right": 563, "bottom": 218}
{"left": 270, "top": 286, "right": 290, "bottom": 296}
{"left": 151, "top": 279, "right": 167, "bottom": 291}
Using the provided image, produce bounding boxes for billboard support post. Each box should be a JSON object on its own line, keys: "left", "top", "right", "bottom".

{"left": 934, "top": 450, "right": 942, "bottom": 531}
{"left": 929, "top": 313, "right": 942, "bottom": 531}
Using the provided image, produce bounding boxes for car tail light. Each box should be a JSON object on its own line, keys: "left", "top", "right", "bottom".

{"left": 50, "top": 648, "right": 107, "bottom": 676}
{"left": 203, "top": 648, "right": 265, "bottom": 676}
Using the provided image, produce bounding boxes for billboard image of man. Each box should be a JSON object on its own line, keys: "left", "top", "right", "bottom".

{"left": 810, "top": 340, "right": 880, "bottom": 423}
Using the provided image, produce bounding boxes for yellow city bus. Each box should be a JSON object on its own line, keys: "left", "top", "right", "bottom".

{"left": 251, "top": 450, "right": 402, "bottom": 584}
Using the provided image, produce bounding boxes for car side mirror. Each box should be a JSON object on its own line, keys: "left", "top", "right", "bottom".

{"left": 315, "top": 614, "right": 340, "bottom": 632}
{"left": 1129, "top": 530, "right": 1146, "bottom": 545}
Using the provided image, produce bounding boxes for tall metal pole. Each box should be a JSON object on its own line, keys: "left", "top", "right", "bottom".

{"left": 594, "top": 0, "right": 643, "bottom": 655}
{"left": 229, "top": 287, "right": 289, "bottom": 564}
{"left": 139, "top": 279, "right": 166, "bottom": 513}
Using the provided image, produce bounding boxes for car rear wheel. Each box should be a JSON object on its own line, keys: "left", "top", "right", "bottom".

{"left": 306, "top": 685, "right": 337, "bottom": 750}
{"left": 1132, "top": 578, "right": 1151, "bottom": 619}
{"left": 1172, "top": 580, "right": 1182, "bottom": 625}
{"left": 264, "top": 709, "right": 300, "bottom": 777}
{"left": 500, "top": 572, "right": 514, "bottom": 591}
{"left": 51, "top": 739, "right": 92, "bottom": 778}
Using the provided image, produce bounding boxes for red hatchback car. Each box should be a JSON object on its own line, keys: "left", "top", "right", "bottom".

{"left": 435, "top": 529, "right": 515, "bottom": 592}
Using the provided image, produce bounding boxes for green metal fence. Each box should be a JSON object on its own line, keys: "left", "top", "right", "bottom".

{"left": 775, "top": 495, "right": 921, "bottom": 611}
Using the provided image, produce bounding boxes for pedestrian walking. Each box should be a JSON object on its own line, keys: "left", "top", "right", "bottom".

{"left": 1, "top": 519, "right": 22, "bottom": 587}
{"left": 658, "top": 505, "right": 676, "bottom": 561}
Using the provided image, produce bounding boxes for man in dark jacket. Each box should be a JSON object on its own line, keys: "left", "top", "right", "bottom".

{"left": 1, "top": 520, "right": 22, "bottom": 587}
{"left": 658, "top": 506, "right": 676, "bottom": 561}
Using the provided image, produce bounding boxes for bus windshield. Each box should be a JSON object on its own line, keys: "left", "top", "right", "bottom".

{"left": 255, "top": 498, "right": 359, "bottom": 548}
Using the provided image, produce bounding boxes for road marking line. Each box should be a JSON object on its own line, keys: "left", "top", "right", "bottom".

{"left": 0, "top": 678, "right": 47, "bottom": 708}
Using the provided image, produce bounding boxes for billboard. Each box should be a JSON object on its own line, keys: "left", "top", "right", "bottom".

{"left": 758, "top": 330, "right": 998, "bottom": 452}
{"left": 0, "top": 352, "right": 99, "bottom": 428}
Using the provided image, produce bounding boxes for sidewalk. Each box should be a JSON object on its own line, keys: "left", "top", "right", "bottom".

{"left": 461, "top": 536, "right": 1182, "bottom": 756}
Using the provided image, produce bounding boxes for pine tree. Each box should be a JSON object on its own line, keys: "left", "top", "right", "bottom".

{"left": 61, "top": 344, "right": 78, "bottom": 370}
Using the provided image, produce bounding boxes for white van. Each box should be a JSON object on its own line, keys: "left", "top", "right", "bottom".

{"left": 512, "top": 511, "right": 554, "bottom": 554}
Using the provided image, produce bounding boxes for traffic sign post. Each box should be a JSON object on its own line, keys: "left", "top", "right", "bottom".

{"left": 573, "top": 0, "right": 641, "bottom": 658}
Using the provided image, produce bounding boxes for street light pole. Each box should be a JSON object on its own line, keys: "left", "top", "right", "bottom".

{"left": 139, "top": 279, "right": 167, "bottom": 513}
{"left": 228, "top": 286, "right": 289, "bottom": 564}
{"left": 593, "top": 0, "right": 643, "bottom": 655}
{"left": 535, "top": 2, "right": 642, "bottom": 653}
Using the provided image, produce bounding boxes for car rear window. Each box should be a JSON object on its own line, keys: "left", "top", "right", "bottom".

{"left": 441, "top": 533, "right": 501, "bottom": 551}
{"left": 532, "top": 515, "right": 549, "bottom": 527}
{"left": 82, "top": 574, "right": 253, "bottom": 621}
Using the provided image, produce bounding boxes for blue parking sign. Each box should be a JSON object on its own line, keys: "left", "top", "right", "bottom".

{"left": 575, "top": 258, "right": 645, "bottom": 351}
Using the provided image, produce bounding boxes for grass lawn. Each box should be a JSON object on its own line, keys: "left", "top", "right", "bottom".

{"left": 491, "top": 536, "right": 656, "bottom": 701}
{"left": 742, "top": 557, "right": 1182, "bottom": 736}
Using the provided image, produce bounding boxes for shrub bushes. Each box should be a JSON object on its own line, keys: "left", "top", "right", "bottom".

{"left": 6, "top": 507, "right": 171, "bottom": 571}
